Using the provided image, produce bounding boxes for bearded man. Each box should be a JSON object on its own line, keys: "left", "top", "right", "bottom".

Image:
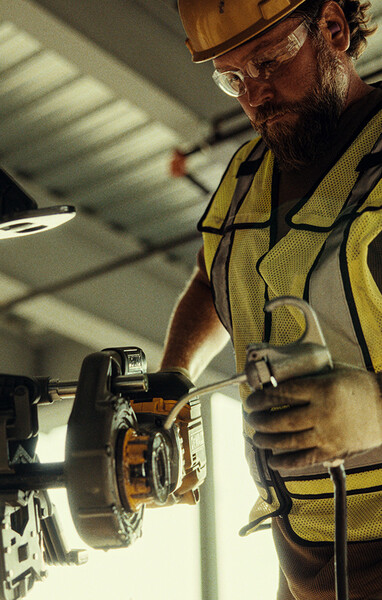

{"left": 161, "top": 0, "right": 382, "bottom": 598}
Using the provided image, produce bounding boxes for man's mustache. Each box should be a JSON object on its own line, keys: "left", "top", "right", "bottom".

{"left": 252, "top": 103, "right": 296, "bottom": 125}
{"left": 251, "top": 101, "right": 306, "bottom": 126}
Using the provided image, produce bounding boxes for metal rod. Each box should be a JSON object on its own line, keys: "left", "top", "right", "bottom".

{"left": 163, "top": 373, "right": 247, "bottom": 430}
{"left": 44, "top": 374, "right": 148, "bottom": 403}
{"left": 0, "top": 463, "right": 66, "bottom": 490}
{"left": 46, "top": 380, "right": 78, "bottom": 403}
{"left": 325, "top": 459, "right": 349, "bottom": 600}
{"left": 185, "top": 173, "right": 210, "bottom": 195}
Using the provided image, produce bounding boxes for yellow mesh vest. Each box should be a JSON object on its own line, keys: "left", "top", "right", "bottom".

{"left": 198, "top": 109, "right": 382, "bottom": 544}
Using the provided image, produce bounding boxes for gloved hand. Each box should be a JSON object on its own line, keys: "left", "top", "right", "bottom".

{"left": 244, "top": 365, "right": 382, "bottom": 470}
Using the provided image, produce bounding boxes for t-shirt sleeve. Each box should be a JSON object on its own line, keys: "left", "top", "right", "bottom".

{"left": 195, "top": 245, "right": 210, "bottom": 287}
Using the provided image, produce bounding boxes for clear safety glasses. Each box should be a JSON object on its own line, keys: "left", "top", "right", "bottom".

{"left": 212, "top": 21, "right": 308, "bottom": 97}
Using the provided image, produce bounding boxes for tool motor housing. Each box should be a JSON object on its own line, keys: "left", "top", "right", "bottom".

{"left": 65, "top": 348, "right": 206, "bottom": 550}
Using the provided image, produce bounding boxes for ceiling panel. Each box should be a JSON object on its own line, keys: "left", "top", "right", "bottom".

{"left": 7, "top": 101, "right": 149, "bottom": 173}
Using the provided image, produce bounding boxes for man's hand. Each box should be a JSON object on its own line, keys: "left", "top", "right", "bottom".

{"left": 244, "top": 366, "right": 382, "bottom": 470}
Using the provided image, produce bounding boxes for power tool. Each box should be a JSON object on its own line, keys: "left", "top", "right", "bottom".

{"left": 0, "top": 168, "right": 208, "bottom": 597}
{"left": 0, "top": 346, "right": 207, "bottom": 599}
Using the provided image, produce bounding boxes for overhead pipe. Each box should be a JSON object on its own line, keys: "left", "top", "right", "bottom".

{"left": 0, "top": 229, "right": 201, "bottom": 314}
{"left": 170, "top": 108, "right": 252, "bottom": 193}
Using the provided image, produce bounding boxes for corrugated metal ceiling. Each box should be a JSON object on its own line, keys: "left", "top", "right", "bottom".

{"left": 0, "top": 19, "right": 207, "bottom": 265}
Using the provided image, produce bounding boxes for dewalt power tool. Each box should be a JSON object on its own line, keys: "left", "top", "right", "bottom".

{"left": 0, "top": 171, "right": 208, "bottom": 598}
{"left": 63, "top": 347, "right": 206, "bottom": 549}
{"left": 0, "top": 346, "right": 206, "bottom": 599}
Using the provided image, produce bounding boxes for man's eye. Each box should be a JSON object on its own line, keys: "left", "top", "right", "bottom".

{"left": 247, "top": 58, "right": 279, "bottom": 79}
{"left": 259, "top": 59, "right": 279, "bottom": 70}
{"left": 226, "top": 73, "right": 242, "bottom": 91}
{"left": 226, "top": 72, "right": 241, "bottom": 83}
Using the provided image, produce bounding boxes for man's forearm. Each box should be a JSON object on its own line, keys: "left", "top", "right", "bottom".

{"left": 160, "top": 269, "right": 230, "bottom": 381}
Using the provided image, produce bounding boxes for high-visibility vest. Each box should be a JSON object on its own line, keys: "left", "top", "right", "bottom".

{"left": 198, "top": 106, "right": 382, "bottom": 544}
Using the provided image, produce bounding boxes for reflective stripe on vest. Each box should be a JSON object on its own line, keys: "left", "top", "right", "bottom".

{"left": 210, "top": 138, "right": 268, "bottom": 339}
{"left": 308, "top": 128, "right": 382, "bottom": 371}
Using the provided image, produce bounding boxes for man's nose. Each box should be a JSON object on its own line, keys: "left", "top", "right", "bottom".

{"left": 244, "top": 77, "right": 274, "bottom": 107}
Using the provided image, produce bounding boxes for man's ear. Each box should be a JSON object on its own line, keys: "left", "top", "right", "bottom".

{"left": 318, "top": 0, "right": 350, "bottom": 53}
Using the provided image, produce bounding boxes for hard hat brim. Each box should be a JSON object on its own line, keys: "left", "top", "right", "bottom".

{"left": 180, "top": 0, "right": 307, "bottom": 63}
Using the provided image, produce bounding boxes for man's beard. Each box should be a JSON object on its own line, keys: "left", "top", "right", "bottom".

{"left": 250, "top": 33, "right": 348, "bottom": 171}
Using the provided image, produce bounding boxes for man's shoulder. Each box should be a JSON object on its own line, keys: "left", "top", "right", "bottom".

{"left": 230, "top": 135, "right": 267, "bottom": 167}
{"left": 362, "top": 83, "right": 382, "bottom": 131}
{"left": 365, "top": 81, "right": 382, "bottom": 109}
{"left": 234, "top": 135, "right": 262, "bottom": 157}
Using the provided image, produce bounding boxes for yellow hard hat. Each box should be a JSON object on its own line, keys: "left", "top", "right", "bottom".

{"left": 178, "top": 0, "right": 307, "bottom": 62}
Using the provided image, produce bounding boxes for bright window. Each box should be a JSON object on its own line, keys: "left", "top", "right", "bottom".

{"left": 211, "top": 392, "right": 279, "bottom": 599}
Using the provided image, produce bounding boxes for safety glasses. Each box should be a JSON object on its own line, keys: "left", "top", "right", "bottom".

{"left": 212, "top": 21, "right": 308, "bottom": 97}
